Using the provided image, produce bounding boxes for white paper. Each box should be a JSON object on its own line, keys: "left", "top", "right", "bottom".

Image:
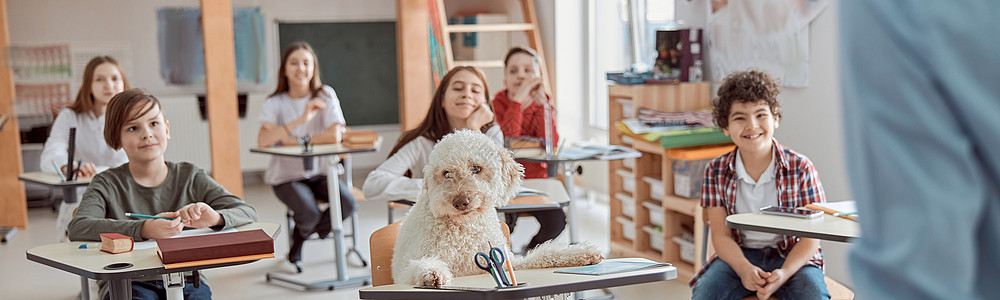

{"left": 134, "top": 228, "right": 238, "bottom": 250}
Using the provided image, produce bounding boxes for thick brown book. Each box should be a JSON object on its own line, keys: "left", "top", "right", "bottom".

{"left": 100, "top": 233, "right": 134, "bottom": 254}
{"left": 156, "top": 229, "right": 273, "bottom": 264}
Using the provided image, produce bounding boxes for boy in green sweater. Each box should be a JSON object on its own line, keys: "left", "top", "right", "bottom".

{"left": 68, "top": 89, "right": 258, "bottom": 299}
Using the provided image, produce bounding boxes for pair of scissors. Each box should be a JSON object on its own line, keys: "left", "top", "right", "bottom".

{"left": 474, "top": 242, "right": 511, "bottom": 287}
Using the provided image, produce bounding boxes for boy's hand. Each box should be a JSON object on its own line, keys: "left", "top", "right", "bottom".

{"left": 177, "top": 202, "right": 223, "bottom": 229}
{"left": 299, "top": 97, "right": 326, "bottom": 123}
{"left": 139, "top": 217, "right": 183, "bottom": 239}
{"left": 736, "top": 264, "right": 769, "bottom": 291}
{"left": 756, "top": 268, "right": 789, "bottom": 300}
{"left": 467, "top": 102, "right": 495, "bottom": 130}
{"left": 510, "top": 77, "right": 544, "bottom": 106}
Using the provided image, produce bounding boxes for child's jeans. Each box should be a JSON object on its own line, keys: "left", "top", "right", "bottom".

{"left": 691, "top": 247, "right": 829, "bottom": 300}
{"left": 102, "top": 280, "right": 211, "bottom": 300}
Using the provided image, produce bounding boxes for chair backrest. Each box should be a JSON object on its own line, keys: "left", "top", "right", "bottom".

{"left": 369, "top": 220, "right": 512, "bottom": 286}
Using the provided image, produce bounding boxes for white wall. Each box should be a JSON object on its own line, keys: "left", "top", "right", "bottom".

{"left": 7, "top": 0, "right": 397, "bottom": 172}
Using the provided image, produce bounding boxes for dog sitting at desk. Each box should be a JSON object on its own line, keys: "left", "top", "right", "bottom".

{"left": 392, "top": 130, "right": 603, "bottom": 287}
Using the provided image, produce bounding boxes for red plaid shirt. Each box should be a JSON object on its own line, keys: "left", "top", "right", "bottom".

{"left": 493, "top": 90, "right": 559, "bottom": 179}
{"left": 689, "top": 139, "right": 825, "bottom": 286}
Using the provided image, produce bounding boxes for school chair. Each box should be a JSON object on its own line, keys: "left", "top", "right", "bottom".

{"left": 369, "top": 220, "right": 511, "bottom": 286}
{"left": 284, "top": 154, "right": 369, "bottom": 273}
{"left": 698, "top": 210, "right": 854, "bottom": 300}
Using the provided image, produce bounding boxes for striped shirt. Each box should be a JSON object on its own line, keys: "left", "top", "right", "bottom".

{"left": 689, "top": 139, "right": 825, "bottom": 286}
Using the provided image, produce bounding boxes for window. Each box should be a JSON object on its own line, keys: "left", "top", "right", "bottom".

{"left": 588, "top": 0, "right": 675, "bottom": 130}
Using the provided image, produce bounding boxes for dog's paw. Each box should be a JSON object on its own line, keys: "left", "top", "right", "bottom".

{"left": 417, "top": 269, "right": 453, "bottom": 287}
{"left": 564, "top": 242, "right": 604, "bottom": 266}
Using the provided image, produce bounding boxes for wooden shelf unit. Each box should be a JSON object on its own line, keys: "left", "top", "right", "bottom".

{"left": 607, "top": 82, "right": 712, "bottom": 281}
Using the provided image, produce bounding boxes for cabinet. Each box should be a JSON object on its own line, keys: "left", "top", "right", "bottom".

{"left": 607, "top": 82, "right": 713, "bottom": 281}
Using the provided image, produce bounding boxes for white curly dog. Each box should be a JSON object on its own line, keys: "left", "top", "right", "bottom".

{"left": 393, "top": 130, "right": 604, "bottom": 287}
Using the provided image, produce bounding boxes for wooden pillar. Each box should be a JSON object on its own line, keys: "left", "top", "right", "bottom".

{"left": 0, "top": 0, "right": 29, "bottom": 228}
{"left": 199, "top": 0, "right": 243, "bottom": 197}
{"left": 396, "top": 0, "right": 434, "bottom": 132}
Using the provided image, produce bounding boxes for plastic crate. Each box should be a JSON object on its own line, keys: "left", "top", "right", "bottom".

{"left": 616, "top": 216, "right": 635, "bottom": 240}
{"left": 615, "top": 193, "right": 636, "bottom": 218}
{"left": 671, "top": 158, "right": 711, "bottom": 199}
{"left": 616, "top": 169, "right": 635, "bottom": 194}
{"left": 642, "top": 176, "right": 664, "bottom": 201}
{"left": 623, "top": 157, "right": 635, "bottom": 170}
{"left": 643, "top": 226, "right": 664, "bottom": 251}
{"left": 642, "top": 201, "right": 664, "bottom": 227}
{"left": 672, "top": 235, "right": 695, "bottom": 264}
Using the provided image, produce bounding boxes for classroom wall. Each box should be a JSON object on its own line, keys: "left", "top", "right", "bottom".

{"left": 7, "top": 0, "right": 398, "bottom": 171}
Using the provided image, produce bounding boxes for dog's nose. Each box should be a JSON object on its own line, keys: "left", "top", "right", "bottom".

{"left": 452, "top": 195, "right": 470, "bottom": 211}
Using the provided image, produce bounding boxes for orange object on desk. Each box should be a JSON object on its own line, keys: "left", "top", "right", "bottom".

{"left": 99, "top": 233, "right": 134, "bottom": 254}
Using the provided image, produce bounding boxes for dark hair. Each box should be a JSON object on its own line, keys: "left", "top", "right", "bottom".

{"left": 711, "top": 70, "right": 782, "bottom": 129}
{"left": 104, "top": 89, "right": 162, "bottom": 150}
{"left": 503, "top": 46, "right": 540, "bottom": 69}
{"left": 271, "top": 42, "right": 327, "bottom": 99}
{"left": 68, "top": 56, "right": 130, "bottom": 114}
{"left": 388, "top": 66, "right": 493, "bottom": 157}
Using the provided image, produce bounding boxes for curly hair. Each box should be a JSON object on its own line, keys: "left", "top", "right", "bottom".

{"left": 711, "top": 70, "right": 781, "bottom": 129}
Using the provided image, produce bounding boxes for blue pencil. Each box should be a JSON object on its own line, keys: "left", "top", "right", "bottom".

{"left": 51, "top": 161, "right": 67, "bottom": 182}
{"left": 125, "top": 213, "right": 182, "bottom": 222}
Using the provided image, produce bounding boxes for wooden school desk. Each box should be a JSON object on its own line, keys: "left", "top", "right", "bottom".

{"left": 726, "top": 213, "right": 860, "bottom": 243}
{"left": 26, "top": 222, "right": 280, "bottom": 300}
{"left": 250, "top": 138, "right": 381, "bottom": 290}
{"left": 513, "top": 147, "right": 641, "bottom": 243}
{"left": 358, "top": 258, "right": 676, "bottom": 300}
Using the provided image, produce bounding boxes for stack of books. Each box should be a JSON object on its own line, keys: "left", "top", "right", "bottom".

{"left": 156, "top": 229, "right": 274, "bottom": 269}
{"left": 617, "top": 107, "right": 731, "bottom": 149}
{"left": 342, "top": 130, "right": 379, "bottom": 148}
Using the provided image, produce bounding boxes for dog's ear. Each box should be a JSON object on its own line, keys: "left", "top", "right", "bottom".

{"left": 498, "top": 147, "right": 524, "bottom": 204}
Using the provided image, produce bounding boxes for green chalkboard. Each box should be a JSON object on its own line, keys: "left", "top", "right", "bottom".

{"left": 278, "top": 22, "right": 398, "bottom": 126}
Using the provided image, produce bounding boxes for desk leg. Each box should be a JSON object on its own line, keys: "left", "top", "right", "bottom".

{"left": 108, "top": 278, "right": 132, "bottom": 300}
{"left": 265, "top": 155, "right": 371, "bottom": 290}
{"left": 163, "top": 273, "right": 184, "bottom": 300}
{"left": 79, "top": 277, "right": 89, "bottom": 300}
{"left": 562, "top": 163, "right": 578, "bottom": 244}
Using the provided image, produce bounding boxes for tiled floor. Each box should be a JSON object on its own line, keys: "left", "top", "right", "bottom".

{"left": 1, "top": 173, "right": 692, "bottom": 299}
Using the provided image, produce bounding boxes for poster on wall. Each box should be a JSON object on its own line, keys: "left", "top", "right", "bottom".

{"left": 156, "top": 7, "right": 266, "bottom": 86}
{"left": 707, "top": 0, "right": 827, "bottom": 87}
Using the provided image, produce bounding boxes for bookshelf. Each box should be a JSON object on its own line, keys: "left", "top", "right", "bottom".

{"left": 607, "top": 82, "right": 713, "bottom": 281}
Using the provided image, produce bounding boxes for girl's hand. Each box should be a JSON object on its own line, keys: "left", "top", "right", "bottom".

{"left": 139, "top": 216, "right": 184, "bottom": 239}
{"left": 60, "top": 162, "right": 98, "bottom": 179}
{"left": 510, "top": 77, "right": 544, "bottom": 106}
{"left": 300, "top": 97, "right": 327, "bottom": 123}
{"left": 756, "top": 268, "right": 789, "bottom": 300}
{"left": 467, "top": 103, "right": 495, "bottom": 130}
{"left": 176, "top": 202, "right": 223, "bottom": 229}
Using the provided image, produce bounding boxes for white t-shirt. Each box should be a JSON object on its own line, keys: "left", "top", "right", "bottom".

{"left": 259, "top": 85, "right": 347, "bottom": 185}
{"left": 732, "top": 149, "right": 782, "bottom": 249}
{"left": 362, "top": 126, "right": 503, "bottom": 202}
{"left": 39, "top": 108, "right": 128, "bottom": 174}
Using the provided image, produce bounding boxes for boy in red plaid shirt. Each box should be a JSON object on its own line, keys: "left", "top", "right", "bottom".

{"left": 492, "top": 47, "right": 566, "bottom": 252}
{"left": 690, "top": 70, "right": 829, "bottom": 300}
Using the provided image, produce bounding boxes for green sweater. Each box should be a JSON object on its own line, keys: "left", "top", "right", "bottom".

{"left": 68, "top": 161, "right": 258, "bottom": 242}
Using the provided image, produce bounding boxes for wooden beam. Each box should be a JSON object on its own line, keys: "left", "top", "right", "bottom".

{"left": 199, "top": 0, "right": 243, "bottom": 197}
{"left": 396, "top": 0, "right": 434, "bottom": 132}
{"left": 0, "top": 0, "right": 29, "bottom": 228}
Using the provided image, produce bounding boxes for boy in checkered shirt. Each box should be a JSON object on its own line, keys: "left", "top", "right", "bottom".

{"left": 690, "top": 70, "right": 829, "bottom": 300}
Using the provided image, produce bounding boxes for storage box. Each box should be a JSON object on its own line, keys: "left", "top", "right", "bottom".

{"left": 621, "top": 136, "right": 635, "bottom": 145}
{"left": 672, "top": 235, "right": 696, "bottom": 264}
{"left": 666, "top": 144, "right": 734, "bottom": 200}
{"left": 671, "top": 159, "right": 710, "bottom": 199}
{"left": 623, "top": 157, "right": 635, "bottom": 170}
{"left": 643, "top": 226, "right": 664, "bottom": 252}
{"left": 616, "top": 169, "right": 635, "bottom": 194}
{"left": 642, "top": 201, "right": 664, "bottom": 227}
{"left": 616, "top": 216, "right": 635, "bottom": 241}
{"left": 642, "top": 176, "right": 664, "bottom": 201}
{"left": 615, "top": 193, "right": 636, "bottom": 218}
